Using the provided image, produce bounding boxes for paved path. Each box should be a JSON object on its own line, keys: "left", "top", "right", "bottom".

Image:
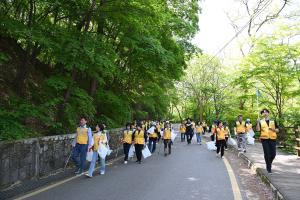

{"left": 232, "top": 139, "right": 300, "bottom": 200}
{"left": 17, "top": 135, "right": 241, "bottom": 200}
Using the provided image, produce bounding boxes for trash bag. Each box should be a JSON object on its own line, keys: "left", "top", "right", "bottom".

{"left": 228, "top": 138, "right": 237, "bottom": 146}
{"left": 128, "top": 145, "right": 135, "bottom": 158}
{"left": 206, "top": 141, "right": 217, "bottom": 150}
{"left": 98, "top": 144, "right": 109, "bottom": 159}
{"left": 86, "top": 150, "right": 93, "bottom": 162}
{"left": 142, "top": 146, "right": 152, "bottom": 159}
{"left": 171, "top": 131, "right": 177, "bottom": 142}
{"left": 247, "top": 136, "right": 255, "bottom": 145}
{"left": 248, "top": 130, "right": 255, "bottom": 137}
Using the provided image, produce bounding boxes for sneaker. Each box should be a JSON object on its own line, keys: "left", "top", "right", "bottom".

{"left": 243, "top": 149, "right": 247, "bottom": 153}
{"left": 100, "top": 171, "right": 105, "bottom": 175}
{"left": 85, "top": 174, "right": 92, "bottom": 178}
{"left": 76, "top": 172, "right": 84, "bottom": 176}
{"left": 221, "top": 156, "right": 224, "bottom": 159}
{"left": 238, "top": 148, "right": 242, "bottom": 151}
{"left": 124, "top": 161, "right": 128, "bottom": 164}
{"left": 74, "top": 169, "right": 81, "bottom": 174}
{"left": 225, "top": 148, "right": 228, "bottom": 151}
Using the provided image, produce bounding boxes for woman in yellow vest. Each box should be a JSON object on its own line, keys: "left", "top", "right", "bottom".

{"left": 147, "top": 122, "right": 159, "bottom": 153}
{"left": 122, "top": 123, "right": 133, "bottom": 164}
{"left": 234, "top": 115, "right": 247, "bottom": 152}
{"left": 216, "top": 121, "right": 226, "bottom": 159}
{"left": 211, "top": 121, "right": 217, "bottom": 141}
{"left": 71, "top": 116, "right": 93, "bottom": 175}
{"left": 179, "top": 122, "right": 186, "bottom": 142}
{"left": 163, "top": 122, "right": 172, "bottom": 156}
{"left": 86, "top": 124, "right": 107, "bottom": 177}
{"left": 256, "top": 109, "right": 279, "bottom": 173}
{"left": 195, "top": 121, "right": 203, "bottom": 145}
{"left": 223, "top": 122, "right": 230, "bottom": 150}
{"left": 132, "top": 123, "right": 147, "bottom": 164}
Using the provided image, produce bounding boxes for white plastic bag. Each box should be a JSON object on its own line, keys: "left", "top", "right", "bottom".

{"left": 128, "top": 145, "right": 135, "bottom": 158}
{"left": 206, "top": 141, "right": 217, "bottom": 150}
{"left": 147, "top": 127, "right": 155, "bottom": 134}
{"left": 248, "top": 130, "right": 255, "bottom": 137}
{"left": 86, "top": 150, "right": 93, "bottom": 162}
{"left": 247, "top": 136, "right": 255, "bottom": 145}
{"left": 98, "top": 144, "right": 109, "bottom": 159}
{"left": 142, "top": 146, "right": 152, "bottom": 159}
{"left": 171, "top": 131, "right": 177, "bottom": 142}
{"left": 106, "top": 144, "right": 112, "bottom": 156}
{"left": 228, "top": 138, "right": 237, "bottom": 146}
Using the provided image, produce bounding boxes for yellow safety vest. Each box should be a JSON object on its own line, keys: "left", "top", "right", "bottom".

{"left": 224, "top": 127, "right": 230, "bottom": 137}
{"left": 196, "top": 125, "right": 203, "bottom": 133}
{"left": 212, "top": 125, "right": 217, "bottom": 134}
{"left": 260, "top": 119, "right": 277, "bottom": 140}
{"left": 123, "top": 130, "right": 133, "bottom": 144}
{"left": 179, "top": 125, "right": 186, "bottom": 134}
{"left": 217, "top": 127, "right": 226, "bottom": 140}
{"left": 93, "top": 133, "right": 101, "bottom": 151}
{"left": 76, "top": 127, "right": 88, "bottom": 144}
{"left": 134, "top": 130, "right": 145, "bottom": 145}
{"left": 164, "top": 128, "right": 172, "bottom": 140}
{"left": 236, "top": 121, "right": 246, "bottom": 133}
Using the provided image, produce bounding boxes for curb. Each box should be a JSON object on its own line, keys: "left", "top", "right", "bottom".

{"left": 230, "top": 146, "right": 285, "bottom": 200}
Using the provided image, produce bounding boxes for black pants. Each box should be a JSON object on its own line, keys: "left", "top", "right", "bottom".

{"left": 181, "top": 133, "right": 185, "bottom": 142}
{"left": 148, "top": 137, "right": 157, "bottom": 153}
{"left": 123, "top": 143, "right": 131, "bottom": 161}
{"left": 164, "top": 139, "right": 171, "bottom": 154}
{"left": 225, "top": 137, "right": 229, "bottom": 149}
{"left": 261, "top": 139, "right": 276, "bottom": 172}
{"left": 216, "top": 139, "right": 226, "bottom": 157}
{"left": 211, "top": 134, "right": 215, "bottom": 141}
{"left": 186, "top": 133, "right": 193, "bottom": 144}
{"left": 135, "top": 144, "right": 144, "bottom": 162}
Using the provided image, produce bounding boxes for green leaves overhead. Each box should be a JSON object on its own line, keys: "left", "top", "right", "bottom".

{"left": 0, "top": 0, "right": 200, "bottom": 140}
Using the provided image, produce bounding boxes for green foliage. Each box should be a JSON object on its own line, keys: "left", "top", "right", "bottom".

{"left": 0, "top": 0, "right": 200, "bottom": 140}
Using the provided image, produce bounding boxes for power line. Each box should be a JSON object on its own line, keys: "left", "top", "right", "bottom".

{"left": 200, "top": 0, "right": 273, "bottom": 66}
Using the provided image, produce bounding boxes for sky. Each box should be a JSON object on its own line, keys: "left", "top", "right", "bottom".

{"left": 192, "top": 0, "right": 237, "bottom": 55}
{"left": 192, "top": 0, "right": 300, "bottom": 66}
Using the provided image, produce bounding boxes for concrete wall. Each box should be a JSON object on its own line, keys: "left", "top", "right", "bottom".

{"left": 0, "top": 128, "right": 123, "bottom": 189}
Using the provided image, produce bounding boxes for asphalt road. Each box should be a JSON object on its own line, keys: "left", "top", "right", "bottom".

{"left": 22, "top": 135, "right": 238, "bottom": 200}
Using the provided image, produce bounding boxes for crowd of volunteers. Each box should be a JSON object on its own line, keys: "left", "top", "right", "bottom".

{"left": 70, "top": 108, "right": 279, "bottom": 177}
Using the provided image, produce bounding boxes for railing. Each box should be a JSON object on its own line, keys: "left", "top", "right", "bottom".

{"left": 280, "top": 126, "right": 300, "bottom": 157}
{"left": 295, "top": 127, "right": 300, "bottom": 157}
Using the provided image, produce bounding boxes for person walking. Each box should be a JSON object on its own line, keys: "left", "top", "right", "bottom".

{"left": 86, "top": 124, "right": 108, "bottom": 177}
{"left": 216, "top": 121, "right": 226, "bottom": 159}
{"left": 234, "top": 115, "right": 247, "bottom": 152}
{"left": 195, "top": 121, "right": 203, "bottom": 145}
{"left": 122, "top": 123, "right": 133, "bottom": 164}
{"left": 132, "top": 123, "right": 147, "bottom": 164}
{"left": 256, "top": 109, "right": 279, "bottom": 173}
{"left": 163, "top": 122, "right": 172, "bottom": 156}
{"left": 71, "top": 116, "right": 93, "bottom": 175}
{"left": 179, "top": 122, "right": 186, "bottom": 142}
